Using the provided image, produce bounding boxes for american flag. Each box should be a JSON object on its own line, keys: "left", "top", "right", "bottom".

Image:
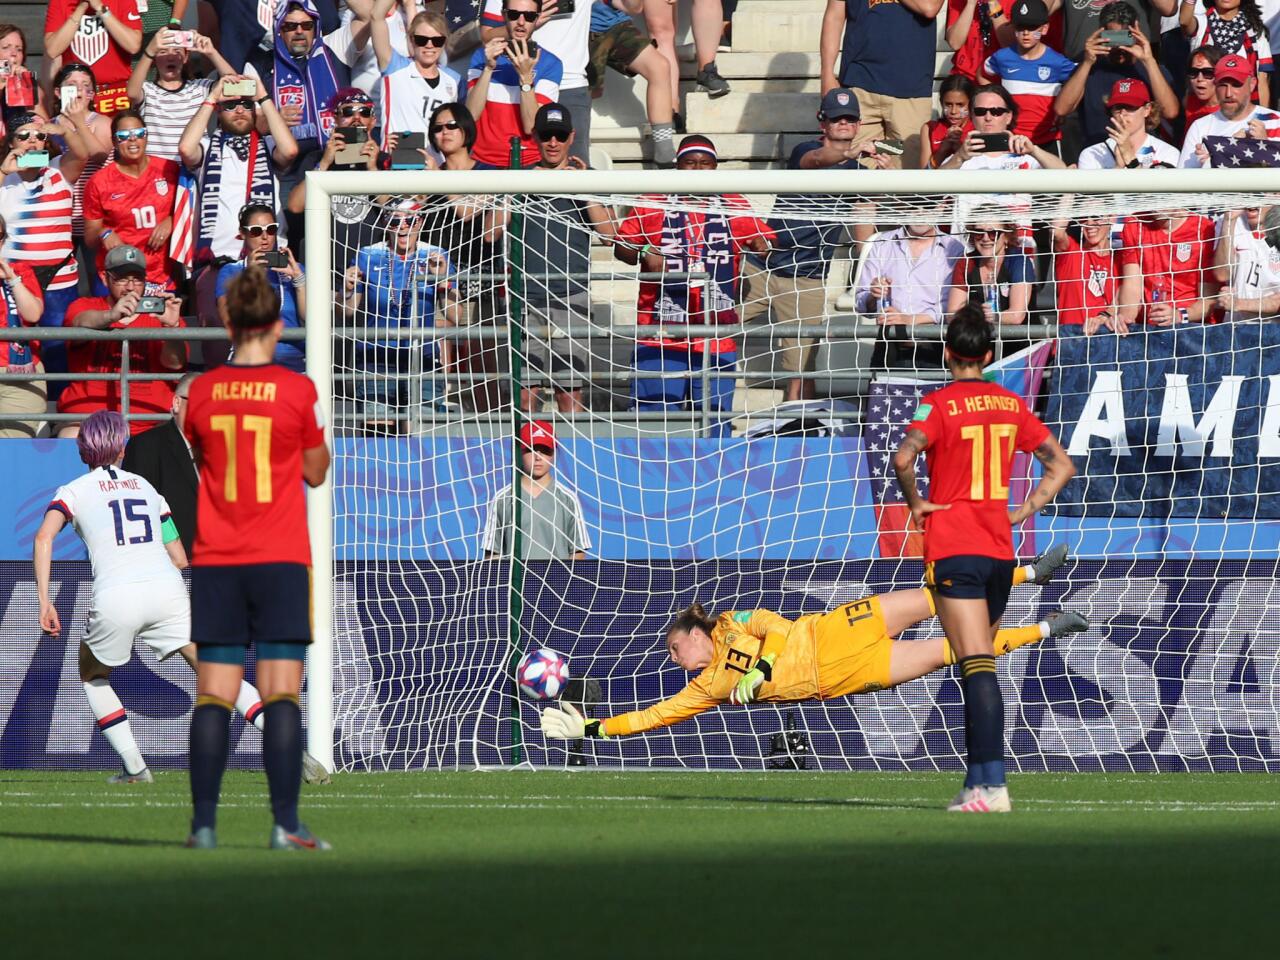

{"left": 169, "top": 166, "right": 196, "bottom": 272}
{"left": 863, "top": 379, "right": 930, "bottom": 558}
{"left": 1204, "top": 135, "right": 1280, "bottom": 168}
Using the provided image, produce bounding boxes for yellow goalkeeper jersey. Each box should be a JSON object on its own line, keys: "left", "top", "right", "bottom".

{"left": 600, "top": 599, "right": 892, "bottom": 737}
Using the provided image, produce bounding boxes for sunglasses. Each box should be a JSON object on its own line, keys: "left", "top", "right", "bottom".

{"left": 971, "top": 106, "right": 1010, "bottom": 117}
{"left": 114, "top": 127, "right": 148, "bottom": 142}
{"left": 505, "top": 9, "right": 539, "bottom": 22}
{"left": 413, "top": 34, "right": 447, "bottom": 48}
{"left": 220, "top": 98, "right": 255, "bottom": 111}
{"left": 282, "top": 20, "right": 316, "bottom": 32}
{"left": 1187, "top": 66, "right": 1216, "bottom": 79}
{"left": 244, "top": 223, "right": 279, "bottom": 237}
{"left": 14, "top": 129, "right": 48, "bottom": 143}
{"left": 389, "top": 217, "right": 421, "bottom": 229}
{"left": 538, "top": 131, "right": 570, "bottom": 143}
{"left": 430, "top": 120, "right": 461, "bottom": 133}
{"left": 338, "top": 104, "right": 374, "bottom": 118}
{"left": 970, "top": 228, "right": 1007, "bottom": 239}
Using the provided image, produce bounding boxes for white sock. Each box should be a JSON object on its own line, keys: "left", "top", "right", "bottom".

{"left": 236, "top": 681, "right": 265, "bottom": 731}
{"left": 1020, "top": 563, "right": 1036, "bottom": 582}
{"left": 83, "top": 679, "right": 146, "bottom": 775}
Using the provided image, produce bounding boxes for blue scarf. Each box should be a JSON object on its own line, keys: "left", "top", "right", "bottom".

{"left": 271, "top": 0, "right": 346, "bottom": 145}
{"left": 197, "top": 130, "right": 276, "bottom": 262}
{"left": 655, "top": 202, "right": 740, "bottom": 326}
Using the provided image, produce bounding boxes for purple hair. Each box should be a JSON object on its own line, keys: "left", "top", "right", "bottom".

{"left": 77, "top": 410, "right": 129, "bottom": 469}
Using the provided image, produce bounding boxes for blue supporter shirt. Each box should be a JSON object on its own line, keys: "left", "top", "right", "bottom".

{"left": 215, "top": 261, "right": 305, "bottom": 372}
{"left": 591, "top": 1, "right": 632, "bottom": 32}
{"left": 749, "top": 140, "right": 859, "bottom": 279}
{"left": 353, "top": 241, "right": 455, "bottom": 360}
{"left": 838, "top": 0, "right": 936, "bottom": 99}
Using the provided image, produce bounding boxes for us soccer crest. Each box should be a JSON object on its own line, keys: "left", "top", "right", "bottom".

{"left": 278, "top": 85, "right": 306, "bottom": 110}
{"left": 154, "top": 178, "right": 169, "bottom": 197}
{"left": 1038, "top": 66, "right": 1051, "bottom": 81}
{"left": 71, "top": 15, "right": 108, "bottom": 66}
{"left": 1086, "top": 266, "right": 1109, "bottom": 297}
{"left": 1176, "top": 242, "right": 1193, "bottom": 262}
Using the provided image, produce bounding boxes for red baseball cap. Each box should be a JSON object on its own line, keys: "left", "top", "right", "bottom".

{"left": 518, "top": 420, "right": 555, "bottom": 452}
{"left": 1107, "top": 78, "right": 1151, "bottom": 110}
{"left": 1215, "top": 55, "right": 1253, "bottom": 85}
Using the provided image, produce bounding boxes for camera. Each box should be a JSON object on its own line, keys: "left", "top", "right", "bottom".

{"left": 17, "top": 152, "right": 48, "bottom": 169}
{"left": 223, "top": 78, "right": 258, "bottom": 98}
{"left": 333, "top": 125, "right": 369, "bottom": 167}
{"left": 976, "top": 132, "right": 1010, "bottom": 153}
{"left": 166, "top": 30, "right": 196, "bottom": 49}
{"left": 391, "top": 132, "right": 427, "bottom": 170}
{"left": 1101, "top": 29, "right": 1133, "bottom": 48}
{"left": 259, "top": 251, "right": 290, "bottom": 269}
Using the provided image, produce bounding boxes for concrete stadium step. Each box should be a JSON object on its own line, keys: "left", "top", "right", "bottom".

{"left": 685, "top": 91, "right": 819, "bottom": 134}
{"left": 728, "top": 0, "right": 829, "bottom": 53}
{"left": 678, "top": 51, "right": 822, "bottom": 80}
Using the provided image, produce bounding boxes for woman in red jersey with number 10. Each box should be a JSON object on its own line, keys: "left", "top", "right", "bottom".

{"left": 891, "top": 305, "right": 1075, "bottom": 814}
{"left": 182, "top": 266, "right": 331, "bottom": 851}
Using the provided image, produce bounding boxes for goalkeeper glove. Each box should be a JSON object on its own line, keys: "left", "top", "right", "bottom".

{"left": 540, "top": 702, "right": 606, "bottom": 739}
{"left": 728, "top": 654, "right": 776, "bottom": 706}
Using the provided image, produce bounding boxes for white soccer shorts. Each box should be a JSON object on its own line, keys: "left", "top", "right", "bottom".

{"left": 82, "top": 584, "right": 191, "bottom": 667}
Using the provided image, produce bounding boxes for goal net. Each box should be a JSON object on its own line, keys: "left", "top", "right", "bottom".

{"left": 303, "top": 169, "right": 1280, "bottom": 774}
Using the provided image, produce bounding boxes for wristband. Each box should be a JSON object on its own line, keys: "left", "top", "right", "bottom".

{"left": 202, "top": 99, "right": 217, "bottom": 108}
{"left": 101, "top": 229, "right": 114, "bottom": 240}
{"left": 169, "top": 17, "right": 182, "bottom": 25}
{"left": 99, "top": 6, "right": 112, "bottom": 19}
{"left": 256, "top": 96, "right": 269, "bottom": 105}
{"left": 291, "top": 272, "right": 306, "bottom": 288}
{"left": 584, "top": 719, "right": 608, "bottom": 738}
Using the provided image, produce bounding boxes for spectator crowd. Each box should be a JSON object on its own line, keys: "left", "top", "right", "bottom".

{"left": 0, "top": 0, "right": 1278, "bottom": 442}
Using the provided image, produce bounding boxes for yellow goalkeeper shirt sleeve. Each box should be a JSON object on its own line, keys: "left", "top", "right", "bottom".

{"left": 601, "top": 669, "right": 720, "bottom": 737}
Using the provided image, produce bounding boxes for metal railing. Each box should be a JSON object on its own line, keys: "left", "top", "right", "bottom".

{"left": 0, "top": 319, "right": 1058, "bottom": 432}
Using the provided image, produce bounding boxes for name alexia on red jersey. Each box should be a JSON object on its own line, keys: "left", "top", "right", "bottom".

{"left": 183, "top": 363, "right": 325, "bottom": 567}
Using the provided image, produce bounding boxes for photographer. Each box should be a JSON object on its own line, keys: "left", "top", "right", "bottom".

{"left": 217, "top": 203, "right": 305, "bottom": 372}
{"left": 939, "top": 85, "right": 1066, "bottom": 170}
{"left": 58, "top": 244, "right": 186, "bottom": 438}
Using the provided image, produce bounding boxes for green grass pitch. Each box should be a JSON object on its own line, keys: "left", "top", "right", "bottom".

{"left": 1, "top": 770, "right": 1275, "bottom": 958}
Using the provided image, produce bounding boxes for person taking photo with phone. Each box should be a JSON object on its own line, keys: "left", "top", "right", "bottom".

{"left": 216, "top": 202, "right": 306, "bottom": 373}
{"left": 940, "top": 84, "right": 1065, "bottom": 169}
{"left": 58, "top": 244, "right": 186, "bottom": 438}
{"left": 127, "top": 27, "right": 236, "bottom": 164}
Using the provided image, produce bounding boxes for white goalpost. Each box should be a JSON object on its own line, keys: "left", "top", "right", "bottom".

{"left": 304, "top": 168, "right": 1280, "bottom": 775}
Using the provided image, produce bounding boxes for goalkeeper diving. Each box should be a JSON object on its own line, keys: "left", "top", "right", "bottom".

{"left": 541, "top": 546, "right": 1086, "bottom": 739}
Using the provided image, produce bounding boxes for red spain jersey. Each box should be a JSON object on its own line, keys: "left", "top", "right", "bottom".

{"left": 184, "top": 363, "right": 326, "bottom": 567}
{"left": 910, "top": 379, "right": 1049, "bottom": 562}
{"left": 83, "top": 157, "right": 179, "bottom": 287}
{"left": 1118, "top": 215, "right": 1218, "bottom": 322}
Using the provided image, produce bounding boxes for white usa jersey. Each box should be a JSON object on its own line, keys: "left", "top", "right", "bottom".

{"left": 1223, "top": 215, "right": 1280, "bottom": 320}
{"left": 50, "top": 467, "right": 183, "bottom": 596}
{"left": 380, "top": 58, "right": 461, "bottom": 159}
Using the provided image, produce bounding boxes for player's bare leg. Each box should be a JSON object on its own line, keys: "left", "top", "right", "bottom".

{"left": 79, "top": 643, "right": 153, "bottom": 784}
{"left": 176, "top": 645, "right": 330, "bottom": 784}
{"left": 257, "top": 656, "right": 330, "bottom": 851}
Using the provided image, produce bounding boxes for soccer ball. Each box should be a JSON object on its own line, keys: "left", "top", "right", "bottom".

{"left": 516, "top": 648, "right": 570, "bottom": 700}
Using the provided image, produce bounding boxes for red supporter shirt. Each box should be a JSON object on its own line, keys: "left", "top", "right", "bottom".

{"left": 58, "top": 299, "right": 186, "bottom": 432}
{"left": 1055, "top": 235, "right": 1116, "bottom": 326}
{"left": 926, "top": 117, "right": 973, "bottom": 167}
{"left": 910, "top": 379, "right": 1050, "bottom": 563}
{"left": 82, "top": 157, "right": 179, "bottom": 287}
{"left": 44, "top": 0, "right": 141, "bottom": 95}
{"left": 1182, "top": 94, "right": 1218, "bottom": 142}
{"left": 947, "top": 0, "right": 1004, "bottom": 81}
{"left": 1118, "top": 215, "right": 1218, "bottom": 322}
{"left": 615, "top": 194, "right": 773, "bottom": 353}
{"left": 1, "top": 262, "right": 43, "bottom": 368}
{"left": 184, "top": 363, "right": 326, "bottom": 567}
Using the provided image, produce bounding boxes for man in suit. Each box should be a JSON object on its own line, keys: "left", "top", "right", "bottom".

{"left": 123, "top": 372, "right": 199, "bottom": 555}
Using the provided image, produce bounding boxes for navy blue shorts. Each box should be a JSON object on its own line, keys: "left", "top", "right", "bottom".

{"left": 191, "top": 563, "right": 312, "bottom": 648}
{"left": 926, "top": 555, "right": 1017, "bottom": 626}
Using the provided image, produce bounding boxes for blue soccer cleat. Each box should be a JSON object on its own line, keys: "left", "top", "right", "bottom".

{"left": 270, "top": 823, "right": 332, "bottom": 851}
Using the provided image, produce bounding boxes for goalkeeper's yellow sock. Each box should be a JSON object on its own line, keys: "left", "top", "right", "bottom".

{"left": 942, "top": 624, "right": 1046, "bottom": 665}
{"left": 1012, "top": 564, "right": 1035, "bottom": 587}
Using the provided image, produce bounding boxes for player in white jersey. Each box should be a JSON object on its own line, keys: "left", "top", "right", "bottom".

{"left": 32, "top": 411, "right": 271, "bottom": 784}
{"left": 1215, "top": 205, "right": 1280, "bottom": 321}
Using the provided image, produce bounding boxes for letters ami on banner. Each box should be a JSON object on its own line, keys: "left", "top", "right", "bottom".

{"left": 1047, "top": 325, "right": 1280, "bottom": 519}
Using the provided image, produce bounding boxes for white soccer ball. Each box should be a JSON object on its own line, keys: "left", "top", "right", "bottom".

{"left": 516, "top": 648, "right": 570, "bottom": 700}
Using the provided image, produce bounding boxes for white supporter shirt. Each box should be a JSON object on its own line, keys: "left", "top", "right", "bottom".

{"left": 1179, "top": 108, "right": 1280, "bottom": 167}
{"left": 139, "top": 77, "right": 215, "bottom": 163}
{"left": 380, "top": 57, "right": 461, "bottom": 156}
{"left": 1221, "top": 214, "right": 1280, "bottom": 320}
{"left": 50, "top": 467, "right": 183, "bottom": 597}
{"left": 1078, "top": 134, "right": 1181, "bottom": 169}
{"left": 195, "top": 133, "right": 283, "bottom": 258}
{"left": 483, "top": 0, "right": 590, "bottom": 88}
